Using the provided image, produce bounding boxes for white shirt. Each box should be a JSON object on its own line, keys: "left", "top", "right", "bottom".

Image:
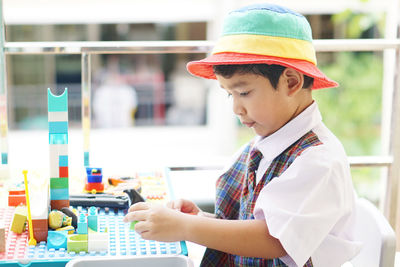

{"left": 236, "top": 102, "right": 361, "bottom": 266}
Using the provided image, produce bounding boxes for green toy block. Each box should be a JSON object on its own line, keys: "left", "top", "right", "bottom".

{"left": 130, "top": 220, "right": 138, "bottom": 230}
{"left": 67, "top": 234, "right": 88, "bottom": 253}
{"left": 48, "top": 88, "right": 68, "bottom": 112}
{"left": 50, "top": 177, "right": 69, "bottom": 189}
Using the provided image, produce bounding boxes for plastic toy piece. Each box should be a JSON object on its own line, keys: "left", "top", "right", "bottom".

{"left": 7, "top": 189, "right": 26, "bottom": 206}
{"left": 48, "top": 88, "right": 69, "bottom": 210}
{"left": 130, "top": 220, "right": 138, "bottom": 230}
{"left": 32, "top": 219, "right": 48, "bottom": 242}
{"left": 10, "top": 205, "right": 27, "bottom": 234}
{"left": 77, "top": 213, "right": 88, "bottom": 235}
{"left": 56, "top": 225, "right": 75, "bottom": 234}
{"left": 23, "top": 170, "right": 37, "bottom": 246}
{"left": 67, "top": 234, "right": 88, "bottom": 253}
{"left": 47, "top": 230, "right": 68, "bottom": 250}
{"left": 61, "top": 207, "right": 78, "bottom": 228}
{"left": 88, "top": 232, "right": 108, "bottom": 252}
{"left": 87, "top": 207, "right": 98, "bottom": 231}
{"left": 84, "top": 167, "right": 104, "bottom": 194}
{"left": 0, "top": 223, "right": 5, "bottom": 252}
{"left": 50, "top": 200, "right": 70, "bottom": 211}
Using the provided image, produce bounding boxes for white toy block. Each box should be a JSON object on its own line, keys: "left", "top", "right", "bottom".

{"left": 88, "top": 232, "right": 108, "bottom": 252}
{"left": 48, "top": 111, "right": 68, "bottom": 122}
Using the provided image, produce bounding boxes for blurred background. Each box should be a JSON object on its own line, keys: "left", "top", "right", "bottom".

{"left": 0, "top": 0, "right": 399, "bottom": 215}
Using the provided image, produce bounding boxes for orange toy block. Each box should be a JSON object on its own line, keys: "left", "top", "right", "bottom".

{"left": 8, "top": 189, "right": 26, "bottom": 206}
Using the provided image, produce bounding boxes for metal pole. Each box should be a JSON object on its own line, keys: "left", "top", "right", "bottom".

{"left": 81, "top": 53, "right": 91, "bottom": 167}
{"left": 0, "top": 0, "right": 9, "bottom": 167}
{"left": 389, "top": 46, "right": 400, "bottom": 248}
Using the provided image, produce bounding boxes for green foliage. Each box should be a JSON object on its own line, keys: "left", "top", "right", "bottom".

{"left": 331, "top": 8, "right": 384, "bottom": 38}
{"left": 315, "top": 52, "right": 383, "bottom": 156}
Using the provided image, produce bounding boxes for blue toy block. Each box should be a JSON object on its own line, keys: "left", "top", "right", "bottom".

{"left": 47, "top": 230, "right": 68, "bottom": 250}
{"left": 1, "top": 153, "right": 7, "bottom": 164}
{"left": 87, "top": 174, "right": 102, "bottom": 183}
{"left": 49, "top": 121, "right": 68, "bottom": 134}
{"left": 49, "top": 133, "right": 68, "bottom": 145}
{"left": 48, "top": 88, "right": 68, "bottom": 112}
{"left": 50, "top": 188, "right": 69, "bottom": 200}
{"left": 84, "top": 152, "right": 90, "bottom": 167}
{"left": 59, "top": 155, "right": 68, "bottom": 167}
{"left": 77, "top": 213, "right": 88, "bottom": 234}
{"left": 87, "top": 207, "right": 98, "bottom": 232}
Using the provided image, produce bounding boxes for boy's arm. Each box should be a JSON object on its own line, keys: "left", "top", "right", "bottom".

{"left": 124, "top": 202, "right": 286, "bottom": 259}
{"left": 184, "top": 213, "right": 286, "bottom": 259}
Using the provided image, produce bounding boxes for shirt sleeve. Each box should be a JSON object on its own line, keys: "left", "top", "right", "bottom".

{"left": 253, "top": 145, "right": 352, "bottom": 267}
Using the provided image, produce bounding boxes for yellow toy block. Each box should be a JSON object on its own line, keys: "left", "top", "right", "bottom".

{"left": 11, "top": 206, "right": 27, "bottom": 234}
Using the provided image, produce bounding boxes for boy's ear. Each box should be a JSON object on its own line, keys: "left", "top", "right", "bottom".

{"left": 281, "top": 68, "right": 304, "bottom": 96}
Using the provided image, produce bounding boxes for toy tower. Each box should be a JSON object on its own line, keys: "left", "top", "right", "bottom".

{"left": 48, "top": 88, "right": 69, "bottom": 210}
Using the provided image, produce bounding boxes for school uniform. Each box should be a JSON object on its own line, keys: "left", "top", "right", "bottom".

{"left": 201, "top": 102, "right": 361, "bottom": 267}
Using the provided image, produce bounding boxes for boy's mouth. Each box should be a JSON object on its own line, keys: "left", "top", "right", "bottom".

{"left": 242, "top": 121, "right": 255, "bottom": 128}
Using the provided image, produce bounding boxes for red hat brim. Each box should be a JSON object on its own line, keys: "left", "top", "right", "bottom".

{"left": 187, "top": 52, "right": 338, "bottom": 90}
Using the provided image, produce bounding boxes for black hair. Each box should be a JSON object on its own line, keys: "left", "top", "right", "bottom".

{"left": 212, "top": 64, "right": 314, "bottom": 89}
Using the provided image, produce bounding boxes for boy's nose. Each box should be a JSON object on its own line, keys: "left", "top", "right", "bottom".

{"left": 232, "top": 98, "right": 245, "bottom": 116}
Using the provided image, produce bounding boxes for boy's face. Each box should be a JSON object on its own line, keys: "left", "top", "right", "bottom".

{"left": 216, "top": 72, "right": 300, "bottom": 137}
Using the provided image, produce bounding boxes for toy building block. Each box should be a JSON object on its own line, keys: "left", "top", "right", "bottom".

{"left": 77, "top": 213, "right": 88, "bottom": 235}
{"left": 67, "top": 234, "right": 88, "bottom": 253}
{"left": 50, "top": 200, "right": 70, "bottom": 211}
{"left": 32, "top": 219, "right": 48, "bottom": 242}
{"left": 48, "top": 88, "right": 68, "bottom": 112}
{"left": 87, "top": 207, "right": 98, "bottom": 232}
{"left": 0, "top": 223, "right": 5, "bottom": 252}
{"left": 47, "top": 230, "right": 68, "bottom": 250}
{"left": 50, "top": 177, "right": 68, "bottom": 190}
{"left": 56, "top": 225, "right": 75, "bottom": 234}
{"left": 84, "top": 182, "right": 104, "bottom": 193}
{"left": 50, "top": 188, "right": 69, "bottom": 200}
{"left": 48, "top": 88, "right": 69, "bottom": 211}
{"left": 8, "top": 189, "right": 26, "bottom": 206}
{"left": 88, "top": 232, "right": 108, "bottom": 252}
{"left": 10, "top": 206, "right": 27, "bottom": 234}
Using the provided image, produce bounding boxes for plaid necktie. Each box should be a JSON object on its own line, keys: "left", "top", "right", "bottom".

{"left": 247, "top": 149, "right": 263, "bottom": 191}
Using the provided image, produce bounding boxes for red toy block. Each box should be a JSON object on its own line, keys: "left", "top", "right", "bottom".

{"left": 59, "top": 166, "right": 68, "bottom": 178}
{"left": 32, "top": 219, "right": 48, "bottom": 242}
{"left": 84, "top": 182, "right": 104, "bottom": 193}
{"left": 50, "top": 199, "right": 70, "bottom": 211}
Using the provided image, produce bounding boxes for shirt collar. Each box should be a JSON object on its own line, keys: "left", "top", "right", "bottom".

{"left": 253, "top": 101, "right": 322, "bottom": 162}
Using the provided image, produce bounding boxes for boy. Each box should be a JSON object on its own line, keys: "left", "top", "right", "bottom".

{"left": 124, "top": 3, "right": 361, "bottom": 266}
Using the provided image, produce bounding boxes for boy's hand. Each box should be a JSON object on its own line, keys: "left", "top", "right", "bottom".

{"left": 166, "top": 198, "right": 201, "bottom": 215}
{"left": 123, "top": 202, "right": 186, "bottom": 242}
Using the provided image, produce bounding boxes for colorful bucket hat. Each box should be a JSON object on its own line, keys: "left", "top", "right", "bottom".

{"left": 187, "top": 3, "right": 338, "bottom": 90}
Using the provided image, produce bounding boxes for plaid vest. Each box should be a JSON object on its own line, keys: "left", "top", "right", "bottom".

{"left": 201, "top": 131, "right": 322, "bottom": 267}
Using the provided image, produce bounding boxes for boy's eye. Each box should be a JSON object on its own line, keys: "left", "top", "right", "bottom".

{"left": 239, "top": 91, "right": 249, "bottom": 96}
{"left": 226, "top": 92, "right": 232, "bottom": 98}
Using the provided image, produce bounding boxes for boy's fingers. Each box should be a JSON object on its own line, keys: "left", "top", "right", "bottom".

{"left": 134, "top": 221, "right": 149, "bottom": 235}
{"left": 123, "top": 210, "right": 148, "bottom": 223}
{"left": 128, "top": 201, "right": 149, "bottom": 213}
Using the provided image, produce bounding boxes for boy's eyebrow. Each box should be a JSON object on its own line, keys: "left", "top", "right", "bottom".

{"left": 221, "top": 80, "right": 249, "bottom": 90}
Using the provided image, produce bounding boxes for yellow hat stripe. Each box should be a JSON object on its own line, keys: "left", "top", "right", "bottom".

{"left": 212, "top": 34, "right": 317, "bottom": 65}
